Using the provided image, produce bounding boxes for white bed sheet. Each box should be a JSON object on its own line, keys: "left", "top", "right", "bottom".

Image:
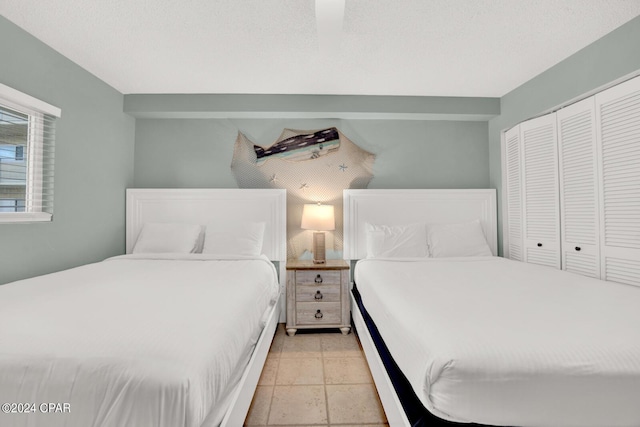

{"left": 355, "top": 256, "right": 640, "bottom": 427}
{"left": 0, "top": 254, "right": 279, "bottom": 427}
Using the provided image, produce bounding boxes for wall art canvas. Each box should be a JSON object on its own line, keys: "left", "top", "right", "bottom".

{"left": 253, "top": 128, "right": 340, "bottom": 165}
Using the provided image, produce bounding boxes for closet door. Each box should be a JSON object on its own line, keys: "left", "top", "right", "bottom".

{"left": 595, "top": 76, "right": 640, "bottom": 287}
{"left": 557, "top": 98, "right": 601, "bottom": 278}
{"left": 504, "top": 125, "right": 523, "bottom": 261}
{"left": 520, "top": 114, "right": 561, "bottom": 268}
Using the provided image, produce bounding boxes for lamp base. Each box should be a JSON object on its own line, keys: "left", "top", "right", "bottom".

{"left": 312, "top": 232, "right": 326, "bottom": 264}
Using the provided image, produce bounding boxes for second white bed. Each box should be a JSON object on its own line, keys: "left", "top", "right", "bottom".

{"left": 355, "top": 256, "right": 640, "bottom": 427}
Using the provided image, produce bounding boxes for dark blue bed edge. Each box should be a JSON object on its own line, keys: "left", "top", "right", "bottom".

{"left": 351, "top": 283, "right": 486, "bottom": 427}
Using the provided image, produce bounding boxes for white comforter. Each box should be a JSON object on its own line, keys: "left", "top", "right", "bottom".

{"left": 355, "top": 256, "right": 640, "bottom": 427}
{"left": 0, "top": 254, "right": 279, "bottom": 427}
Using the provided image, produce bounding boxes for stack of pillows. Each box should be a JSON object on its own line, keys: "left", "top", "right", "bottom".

{"left": 366, "top": 219, "right": 492, "bottom": 258}
{"left": 132, "top": 222, "right": 266, "bottom": 256}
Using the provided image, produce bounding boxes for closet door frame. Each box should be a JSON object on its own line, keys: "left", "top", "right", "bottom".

{"left": 556, "top": 97, "right": 601, "bottom": 278}
{"left": 520, "top": 113, "right": 561, "bottom": 269}
{"left": 594, "top": 75, "right": 640, "bottom": 286}
{"left": 501, "top": 125, "right": 523, "bottom": 261}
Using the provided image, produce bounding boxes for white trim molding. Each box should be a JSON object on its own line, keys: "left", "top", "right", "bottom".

{"left": 0, "top": 83, "right": 61, "bottom": 118}
{"left": 0, "top": 212, "right": 52, "bottom": 223}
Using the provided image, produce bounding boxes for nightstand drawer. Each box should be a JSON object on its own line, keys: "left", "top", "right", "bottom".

{"left": 296, "top": 302, "right": 341, "bottom": 324}
{"left": 296, "top": 284, "right": 340, "bottom": 302}
{"left": 296, "top": 270, "right": 341, "bottom": 286}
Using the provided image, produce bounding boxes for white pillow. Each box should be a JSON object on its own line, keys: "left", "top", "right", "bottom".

{"left": 366, "top": 222, "right": 428, "bottom": 258}
{"left": 427, "top": 220, "right": 492, "bottom": 257}
{"left": 133, "top": 223, "right": 202, "bottom": 254}
{"left": 203, "top": 222, "right": 266, "bottom": 256}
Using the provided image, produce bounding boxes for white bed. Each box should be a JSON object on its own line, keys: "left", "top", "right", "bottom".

{"left": 0, "top": 188, "right": 287, "bottom": 427}
{"left": 344, "top": 189, "right": 640, "bottom": 427}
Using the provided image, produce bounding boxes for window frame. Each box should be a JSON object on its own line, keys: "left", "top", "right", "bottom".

{"left": 0, "top": 84, "right": 61, "bottom": 223}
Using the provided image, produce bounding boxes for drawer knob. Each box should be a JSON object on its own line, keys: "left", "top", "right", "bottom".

{"left": 314, "top": 274, "right": 323, "bottom": 284}
{"left": 537, "top": 243, "right": 543, "bottom": 247}
{"left": 575, "top": 246, "right": 581, "bottom": 252}
{"left": 314, "top": 290, "right": 323, "bottom": 300}
{"left": 315, "top": 309, "right": 323, "bottom": 319}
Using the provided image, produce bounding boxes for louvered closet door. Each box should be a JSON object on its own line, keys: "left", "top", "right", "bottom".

{"left": 557, "top": 98, "right": 601, "bottom": 278}
{"left": 595, "top": 76, "right": 640, "bottom": 287}
{"left": 504, "top": 125, "right": 523, "bottom": 261}
{"left": 520, "top": 114, "right": 561, "bottom": 268}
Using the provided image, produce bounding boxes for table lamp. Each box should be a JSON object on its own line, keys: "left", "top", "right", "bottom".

{"left": 301, "top": 203, "right": 335, "bottom": 264}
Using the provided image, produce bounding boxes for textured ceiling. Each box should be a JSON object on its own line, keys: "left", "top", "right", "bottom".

{"left": 1, "top": 0, "right": 640, "bottom": 96}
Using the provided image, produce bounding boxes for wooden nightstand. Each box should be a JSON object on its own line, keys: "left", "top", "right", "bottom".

{"left": 286, "top": 259, "right": 350, "bottom": 336}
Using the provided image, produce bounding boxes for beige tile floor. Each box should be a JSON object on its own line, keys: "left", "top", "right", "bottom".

{"left": 244, "top": 324, "right": 388, "bottom": 427}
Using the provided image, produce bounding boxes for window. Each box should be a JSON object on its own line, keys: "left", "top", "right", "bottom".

{"left": 15, "top": 146, "right": 24, "bottom": 161}
{"left": 0, "top": 199, "right": 25, "bottom": 213}
{"left": 0, "top": 84, "right": 60, "bottom": 223}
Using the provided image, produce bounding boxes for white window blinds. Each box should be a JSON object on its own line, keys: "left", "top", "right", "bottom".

{"left": 0, "top": 84, "right": 60, "bottom": 222}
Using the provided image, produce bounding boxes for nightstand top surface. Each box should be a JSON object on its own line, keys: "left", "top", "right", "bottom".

{"left": 286, "top": 259, "right": 349, "bottom": 270}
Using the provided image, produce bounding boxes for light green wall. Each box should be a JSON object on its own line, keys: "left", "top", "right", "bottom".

{"left": 488, "top": 15, "right": 640, "bottom": 255}
{"left": 0, "top": 16, "right": 136, "bottom": 285}
{"left": 133, "top": 118, "right": 490, "bottom": 190}
{"left": 124, "top": 93, "right": 500, "bottom": 120}
{"left": 5, "top": 10, "right": 637, "bottom": 282}
{"left": 134, "top": 117, "right": 490, "bottom": 260}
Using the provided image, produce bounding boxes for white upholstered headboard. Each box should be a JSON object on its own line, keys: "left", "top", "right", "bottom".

{"left": 343, "top": 189, "right": 497, "bottom": 260}
{"left": 126, "top": 189, "right": 287, "bottom": 261}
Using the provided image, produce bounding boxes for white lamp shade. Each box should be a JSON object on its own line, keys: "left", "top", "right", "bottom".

{"left": 301, "top": 204, "right": 335, "bottom": 231}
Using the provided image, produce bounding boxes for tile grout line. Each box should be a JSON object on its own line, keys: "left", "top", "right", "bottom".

{"left": 264, "top": 355, "right": 279, "bottom": 425}
{"left": 267, "top": 382, "right": 377, "bottom": 387}
{"left": 264, "top": 327, "right": 283, "bottom": 426}
{"left": 321, "top": 338, "right": 331, "bottom": 427}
